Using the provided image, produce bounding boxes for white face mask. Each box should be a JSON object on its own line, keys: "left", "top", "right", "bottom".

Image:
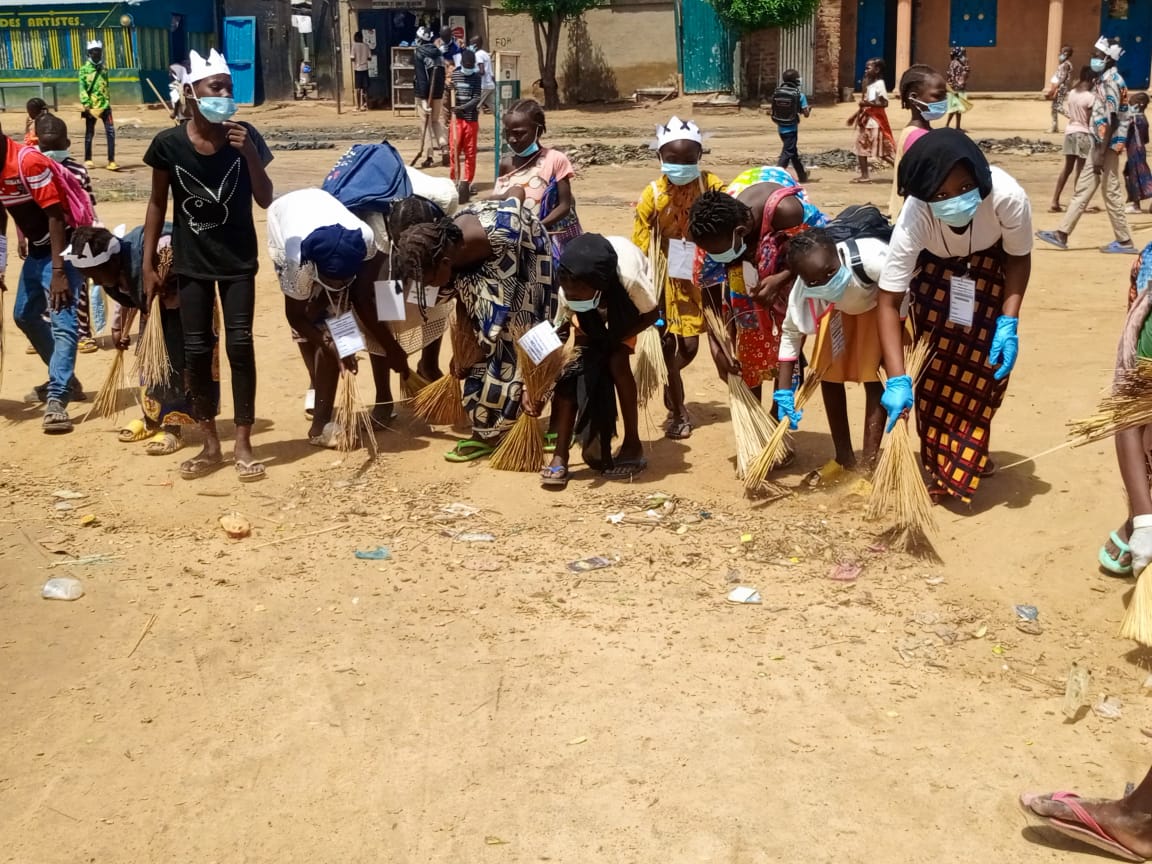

{"left": 560, "top": 287, "right": 601, "bottom": 312}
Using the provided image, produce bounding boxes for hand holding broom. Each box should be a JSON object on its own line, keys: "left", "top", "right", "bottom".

{"left": 412, "top": 312, "right": 486, "bottom": 426}
{"left": 489, "top": 322, "right": 569, "bottom": 472}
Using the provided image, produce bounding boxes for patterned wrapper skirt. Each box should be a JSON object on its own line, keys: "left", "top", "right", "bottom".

{"left": 909, "top": 247, "right": 1009, "bottom": 503}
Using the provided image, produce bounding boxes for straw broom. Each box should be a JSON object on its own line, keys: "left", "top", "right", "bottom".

{"left": 135, "top": 246, "right": 174, "bottom": 392}
{"left": 1068, "top": 359, "right": 1152, "bottom": 445}
{"left": 400, "top": 369, "right": 431, "bottom": 399}
{"left": 633, "top": 231, "right": 670, "bottom": 407}
{"left": 489, "top": 323, "right": 569, "bottom": 472}
{"left": 866, "top": 337, "right": 938, "bottom": 555}
{"left": 85, "top": 346, "right": 132, "bottom": 422}
{"left": 742, "top": 367, "right": 825, "bottom": 493}
{"left": 333, "top": 368, "right": 378, "bottom": 456}
{"left": 411, "top": 314, "right": 485, "bottom": 426}
{"left": 1120, "top": 563, "right": 1152, "bottom": 646}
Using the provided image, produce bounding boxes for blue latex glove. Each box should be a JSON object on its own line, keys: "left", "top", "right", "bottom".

{"left": 773, "top": 388, "right": 802, "bottom": 430}
{"left": 988, "top": 314, "right": 1018, "bottom": 381}
{"left": 881, "top": 374, "right": 914, "bottom": 433}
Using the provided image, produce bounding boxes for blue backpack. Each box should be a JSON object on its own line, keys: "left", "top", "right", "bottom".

{"left": 322, "top": 141, "right": 412, "bottom": 212}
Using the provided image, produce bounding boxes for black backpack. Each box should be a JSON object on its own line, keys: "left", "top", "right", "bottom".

{"left": 823, "top": 204, "right": 894, "bottom": 245}
{"left": 770, "top": 81, "right": 802, "bottom": 125}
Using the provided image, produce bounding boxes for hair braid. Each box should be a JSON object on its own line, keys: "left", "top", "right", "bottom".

{"left": 394, "top": 217, "right": 463, "bottom": 283}
{"left": 687, "top": 190, "right": 751, "bottom": 244}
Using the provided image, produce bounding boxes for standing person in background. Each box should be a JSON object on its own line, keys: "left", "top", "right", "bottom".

{"left": 449, "top": 49, "right": 482, "bottom": 192}
{"left": 1049, "top": 65, "right": 1098, "bottom": 213}
{"left": 24, "top": 98, "right": 47, "bottom": 146}
{"left": 1046, "top": 45, "right": 1074, "bottom": 133}
{"left": 79, "top": 40, "right": 117, "bottom": 171}
{"left": 1037, "top": 37, "right": 1137, "bottom": 255}
{"left": 470, "top": 36, "right": 495, "bottom": 114}
{"left": 413, "top": 27, "right": 448, "bottom": 168}
{"left": 770, "top": 68, "right": 811, "bottom": 183}
{"left": 945, "top": 46, "right": 972, "bottom": 130}
{"left": 1125, "top": 92, "right": 1152, "bottom": 214}
{"left": 888, "top": 64, "right": 947, "bottom": 220}
{"left": 439, "top": 26, "right": 461, "bottom": 164}
{"left": 848, "top": 58, "right": 895, "bottom": 184}
{"left": 351, "top": 31, "right": 371, "bottom": 113}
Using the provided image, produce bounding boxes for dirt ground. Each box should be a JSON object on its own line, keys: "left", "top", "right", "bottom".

{"left": 2, "top": 94, "right": 1152, "bottom": 863}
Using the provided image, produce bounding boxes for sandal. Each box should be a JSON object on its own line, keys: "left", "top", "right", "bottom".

{"left": 308, "top": 422, "right": 343, "bottom": 450}
{"left": 1035, "top": 230, "right": 1068, "bottom": 250}
{"left": 1099, "top": 531, "right": 1134, "bottom": 577}
{"left": 179, "top": 455, "right": 225, "bottom": 480}
{"left": 540, "top": 464, "right": 570, "bottom": 488}
{"left": 235, "top": 459, "right": 267, "bottom": 483}
{"left": 1048, "top": 205, "right": 1063, "bottom": 213}
{"left": 42, "top": 400, "right": 73, "bottom": 435}
{"left": 666, "top": 418, "right": 692, "bottom": 440}
{"left": 144, "top": 430, "right": 183, "bottom": 456}
{"left": 603, "top": 458, "right": 647, "bottom": 481}
{"left": 444, "top": 439, "right": 494, "bottom": 463}
{"left": 118, "top": 418, "right": 150, "bottom": 443}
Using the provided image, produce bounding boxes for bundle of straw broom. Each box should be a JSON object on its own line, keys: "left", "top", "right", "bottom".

{"left": 333, "top": 368, "right": 378, "bottom": 455}
{"left": 703, "top": 307, "right": 778, "bottom": 481}
{"left": 401, "top": 368, "right": 431, "bottom": 399}
{"left": 489, "top": 322, "right": 569, "bottom": 472}
{"left": 633, "top": 231, "right": 670, "bottom": 407}
{"left": 1068, "top": 359, "right": 1152, "bottom": 445}
{"left": 865, "top": 337, "right": 937, "bottom": 555}
{"left": 742, "top": 367, "right": 825, "bottom": 494}
{"left": 86, "top": 342, "right": 133, "bottom": 422}
{"left": 411, "top": 313, "right": 485, "bottom": 426}
{"left": 135, "top": 246, "right": 174, "bottom": 392}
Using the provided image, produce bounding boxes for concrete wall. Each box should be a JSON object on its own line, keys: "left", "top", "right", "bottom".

{"left": 487, "top": 0, "right": 678, "bottom": 103}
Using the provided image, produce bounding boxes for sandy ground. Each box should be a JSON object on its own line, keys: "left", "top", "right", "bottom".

{"left": 3, "top": 95, "right": 1152, "bottom": 863}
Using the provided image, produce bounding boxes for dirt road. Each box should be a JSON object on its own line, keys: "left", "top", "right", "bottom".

{"left": 1, "top": 96, "right": 1149, "bottom": 863}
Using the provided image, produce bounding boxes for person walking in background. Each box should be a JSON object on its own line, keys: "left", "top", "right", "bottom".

{"left": 413, "top": 27, "right": 447, "bottom": 168}
{"left": 1037, "top": 37, "right": 1137, "bottom": 255}
{"left": 848, "top": 58, "right": 894, "bottom": 184}
{"left": 945, "top": 46, "right": 972, "bottom": 130}
{"left": 79, "top": 40, "right": 117, "bottom": 171}
{"left": 351, "top": 31, "right": 371, "bottom": 113}
{"left": 770, "top": 69, "right": 810, "bottom": 183}
{"left": 1125, "top": 92, "right": 1152, "bottom": 213}
{"left": 470, "top": 35, "right": 495, "bottom": 114}
{"left": 1050, "top": 65, "right": 1098, "bottom": 212}
{"left": 1046, "top": 44, "right": 1074, "bottom": 133}
{"left": 449, "top": 49, "right": 482, "bottom": 191}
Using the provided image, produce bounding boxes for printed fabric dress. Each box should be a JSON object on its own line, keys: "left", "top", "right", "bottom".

{"left": 632, "top": 171, "right": 726, "bottom": 338}
{"left": 696, "top": 166, "right": 828, "bottom": 387}
{"left": 492, "top": 148, "right": 582, "bottom": 257}
{"left": 454, "top": 198, "right": 560, "bottom": 438}
{"left": 1125, "top": 114, "right": 1152, "bottom": 204}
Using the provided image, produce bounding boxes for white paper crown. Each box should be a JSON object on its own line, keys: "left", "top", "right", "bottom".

{"left": 86, "top": 40, "right": 102, "bottom": 51}
{"left": 1096, "top": 36, "right": 1125, "bottom": 61}
{"left": 656, "top": 116, "right": 702, "bottom": 150}
{"left": 187, "top": 48, "right": 231, "bottom": 84}
{"left": 62, "top": 237, "right": 120, "bottom": 268}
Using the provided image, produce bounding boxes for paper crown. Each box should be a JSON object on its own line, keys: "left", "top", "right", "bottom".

{"left": 86, "top": 40, "right": 102, "bottom": 50}
{"left": 187, "top": 48, "right": 231, "bottom": 84}
{"left": 1096, "top": 36, "right": 1125, "bottom": 61}
{"left": 62, "top": 237, "right": 120, "bottom": 268}
{"left": 415, "top": 26, "right": 434, "bottom": 43}
{"left": 656, "top": 116, "right": 702, "bottom": 150}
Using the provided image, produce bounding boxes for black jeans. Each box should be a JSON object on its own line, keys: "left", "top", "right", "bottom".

{"left": 776, "top": 129, "right": 807, "bottom": 182}
{"left": 178, "top": 275, "right": 256, "bottom": 427}
{"left": 83, "top": 108, "right": 115, "bottom": 163}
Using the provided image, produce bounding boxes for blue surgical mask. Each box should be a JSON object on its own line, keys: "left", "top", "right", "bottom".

{"left": 1059, "top": 53, "right": 1069, "bottom": 62}
{"left": 929, "top": 187, "right": 984, "bottom": 227}
{"left": 196, "top": 96, "right": 238, "bottom": 124}
{"left": 41, "top": 149, "right": 70, "bottom": 163}
{"left": 709, "top": 232, "right": 746, "bottom": 264}
{"left": 1091, "top": 58, "right": 1107, "bottom": 73}
{"left": 561, "top": 288, "right": 600, "bottom": 312}
{"left": 913, "top": 98, "right": 949, "bottom": 122}
{"left": 460, "top": 66, "right": 477, "bottom": 76}
{"left": 513, "top": 139, "right": 539, "bottom": 158}
{"left": 803, "top": 265, "right": 853, "bottom": 302}
{"left": 661, "top": 162, "right": 701, "bottom": 185}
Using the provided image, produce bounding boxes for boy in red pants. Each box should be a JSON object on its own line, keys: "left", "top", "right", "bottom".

{"left": 449, "top": 49, "right": 481, "bottom": 191}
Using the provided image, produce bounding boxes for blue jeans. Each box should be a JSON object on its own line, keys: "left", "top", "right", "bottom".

{"left": 14, "top": 254, "right": 81, "bottom": 404}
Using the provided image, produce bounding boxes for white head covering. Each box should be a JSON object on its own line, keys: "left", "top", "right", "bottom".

{"left": 187, "top": 48, "right": 231, "bottom": 84}
{"left": 63, "top": 236, "right": 120, "bottom": 268}
{"left": 655, "top": 116, "right": 703, "bottom": 151}
{"left": 86, "top": 39, "right": 102, "bottom": 51}
{"left": 415, "top": 26, "right": 434, "bottom": 43}
{"left": 1096, "top": 36, "right": 1125, "bottom": 61}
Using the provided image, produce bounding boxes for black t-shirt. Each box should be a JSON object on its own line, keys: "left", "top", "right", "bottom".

{"left": 143, "top": 122, "right": 273, "bottom": 279}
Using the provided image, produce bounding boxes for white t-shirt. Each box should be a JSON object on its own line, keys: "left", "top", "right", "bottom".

{"left": 779, "top": 237, "right": 889, "bottom": 362}
{"left": 865, "top": 79, "right": 888, "bottom": 102}
{"left": 267, "top": 188, "right": 377, "bottom": 300}
{"left": 879, "top": 165, "right": 1033, "bottom": 295}
{"left": 351, "top": 42, "right": 371, "bottom": 72}
{"left": 474, "top": 48, "right": 494, "bottom": 89}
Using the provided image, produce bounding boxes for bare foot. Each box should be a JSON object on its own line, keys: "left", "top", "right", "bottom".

{"left": 1026, "top": 792, "right": 1152, "bottom": 858}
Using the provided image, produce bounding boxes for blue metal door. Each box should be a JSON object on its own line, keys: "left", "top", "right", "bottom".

{"left": 949, "top": 0, "right": 997, "bottom": 48}
{"left": 679, "top": 0, "right": 733, "bottom": 93}
{"left": 223, "top": 16, "right": 257, "bottom": 105}
{"left": 1102, "top": 0, "right": 1152, "bottom": 90}
{"left": 856, "top": 0, "right": 887, "bottom": 87}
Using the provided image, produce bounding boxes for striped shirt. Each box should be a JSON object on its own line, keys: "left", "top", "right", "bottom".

{"left": 59, "top": 156, "right": 97, "bottom": 208}
{"left": 0, "top": 136, "right": 62, "bottom": 251}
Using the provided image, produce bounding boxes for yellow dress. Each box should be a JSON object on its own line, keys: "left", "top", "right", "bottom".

{"left": 632, "top": 171, "right": 725, "bottom": 338}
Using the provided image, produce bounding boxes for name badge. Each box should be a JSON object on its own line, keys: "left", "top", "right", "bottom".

{"left": 326, "top": 310, "right": 367, "bottom": 358}
{"left": 948, "top": 275, "right": 976, "bottom": 328}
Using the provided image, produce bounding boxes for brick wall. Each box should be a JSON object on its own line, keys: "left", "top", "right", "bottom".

{"left": 813, "top": 0, "right": 841, "bottom": 99}
{"left": 742, "top": 0, "right": 843, "bottom": 103}
{"left": 742, "top": 28, "right": 780, "bottom": 101}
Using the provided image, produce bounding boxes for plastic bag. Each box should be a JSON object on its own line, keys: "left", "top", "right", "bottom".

{"left": 42, "top": 577, "right": 84, "bottom": 601}
{"left": 89, "top": 281, "right": 107, "bottom": 334}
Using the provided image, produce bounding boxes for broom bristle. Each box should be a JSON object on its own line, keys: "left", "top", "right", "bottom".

{"left": 411, "top": 374, "right": 467, "bottom": 425}
{"left": 134, "top": 294, "right": 173, "bottom": 392}
{"left": 743, "top": 368, "right": 825, "bottom": 492}
{"left": 1070, "top": 359, "right": 1152, "bottom": 444}
{"left": 488, "top": 412, "right": 543, "bottom": 472}
{"left": 333, "top": 370, "right": 378, "bottom": 455}
{"left": 401, "top": 370, "right": 431, "bottom": 399}
{"left": 85, "top": 348, "right": 133, "bottom": 422}
{"left": 633, "top": 326, "right": 668, "bottom": 407}
{"left": 450, "top": 312, "right": 487, "bottom": 370}
{"left": 1120, "top": 566, "right": 1152, "bottom": 646}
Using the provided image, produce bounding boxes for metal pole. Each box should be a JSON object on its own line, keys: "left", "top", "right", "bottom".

{"left": 331, "top": 0, "right": 342, "bottom": 114}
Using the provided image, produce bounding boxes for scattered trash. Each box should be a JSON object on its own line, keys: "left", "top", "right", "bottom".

{"left": 606, "top": 512, "right": 625, "bottom": 525}
{"left": 1142, "top": 674, "right": 1152, "bottom": 690}
{"left": 48, "top": 554, "right": 121, "bottom": 568}
{"left": 606, "top": 499, "right": 679, "bottom": 527}
{"left": 52, "top": 489, "right": 87, "bottom": 500}
{"left": 1093, "top": 695, "right": 1123, "bottom": 721}
{"left": 828, "top": 562, "right": 863, "bottom": 582}
{"left": 1016, "top": 619, "right": 1043, "bottom": 636}
{"left": 79, "top": 514, "right": 99, "bottom": 527}
{"left": 740, "top": 533, "right": 754, "bottom": 545}
{"left": 567, "top": 555, "right": 615, "bottom": 573}
{"left": 866, "top": 543, "right": 887, "bottom": 554}
{"left": 698, "top": 510, "right": 712, "bottom": 520}
{"left": 439, "top": 502, "right": 480, "bottom": 520}
{"left": 1063, "top": 663, "right": 1092, "bottom": 720}
{"left": 846, "top": 477, "right": 874, "bottom": 497}
{"left": 924, "top": 576, "right": 945, "bottom": 585}
{"left": 219, "top": 512, "right": 251, "bottom": 539}
{"left": 54, "top": 501, "right": 74, "bottom": 512}
{"left": 354, "top": 546, "right": 391, "bottom": 560}
{"left": 484, "top": 837, "right": 509, "bottom": 846}
{"left": 725, "top": 568, "right": 742, "bottom": 584}
{"left": 447, "top": 531, "right": 495, "bottom": 543}
{"left": 41, "top": 577, "right": 84, "bottom": 601}
{"left": 567, "top": 736, "right": 588, "bottom": 746}
{"left": 991, "top": 644, "right": 1006, "bottom": 655}
{"left": 727, "top": 586, "right": 762, "bottom": 604}
{"left": 1015, "top": 604, "right": 1039, "bottom": 622}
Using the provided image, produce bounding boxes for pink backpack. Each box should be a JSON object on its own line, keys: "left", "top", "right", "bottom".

{"left": 16, "top": 146, "right": 96, "bottom": 228}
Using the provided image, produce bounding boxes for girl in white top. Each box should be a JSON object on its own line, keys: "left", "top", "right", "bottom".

{"left": 775, "top": 229, "right": 891, "bottom": 472}
{"left": 876, "top": 129, "right": 1033, "bottom": 504}
{"left": 849, "top": 58, "right": 896, "bottom": 183}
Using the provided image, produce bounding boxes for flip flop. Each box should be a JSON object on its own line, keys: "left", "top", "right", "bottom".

{"left": 666, "top": 418, "right": 692, "bottom": 440}
{"left": 1048, "top": 205, "right": 1064, "bottom": 213}
{"left": 180, "top": 455, "right": 225, "bottom": 480}
{"left": 43, "top": 407, "right": 73, "bottom": 435}
{"left": 1025, "top": 792, "right": 1147, "bottom": 863}
{"left": 444, "top": 439, "right": 494, "bottom": 463}
{"left": 540, "top": 464, "right": 569, "bottom": 488}
{"left": 144, "top": 430, "right": 183, "bottom": 456}
{"left": 603, "top": 458, "right": 647, "bottom": 481}
{"left": 1100, "top": 531, "right": 1134, "bottom": 577}
{"left": 118, "top": 418, "right": 150, "bottom": 443}
{"left": 1035, "top": 230, "right": 1068, "bottom": 250}
{"left": 235, "top": 459, "right": 267, "bottom": 483}
{"left": 308, "top": 422, "right": 344, "bottom": 450}
{"left": 1101, "top": 241, "right": 1140, "bottom": 255}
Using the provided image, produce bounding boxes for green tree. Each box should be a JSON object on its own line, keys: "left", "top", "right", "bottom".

{"left": 709, "top": 0, "right": 819, "bottom": 32}
{"left": 500, "top": 0, "right": 602, "bottom": 110}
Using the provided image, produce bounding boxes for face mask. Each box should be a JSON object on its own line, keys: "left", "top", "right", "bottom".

{"left": 460, "top": 66, "right": 477, "bottom": 76}
{"left": 196, "top": 96, "right": 238, "bottom": 124}
{"left": 929, "top": 187, "right": 983, "bottom": 227}
{"left": 709, "top": 232, "right": 746, "bottom": 264}
{"left": 661, "top": 162, "right": 701, "bottom": 186}
{"left": 1091, "top": 58, "right": 1107, "bottom": 73}
{"left": 1059, "top": 53, "right": 1068, "bottom": 62}
{"left": 560, "top": 288, "right": 600, "bottom": 312}
{"left": 41, "top": 149, "right": 70, "bottom": 163}
{"left": 803, "top": 265, "right": 853, "bottom": 302}
{"left": 913, "top": 98, "right": 949, "bottom": 122}
{"left": 512, "top": 138, "right": 539, "bottom": 158}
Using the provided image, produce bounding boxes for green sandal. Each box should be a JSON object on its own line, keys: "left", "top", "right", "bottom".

{"left": 444, "top": 439, "right": 494, "bottom": 463}
{"left": 1099, "top": 531, "right": 1134, "bottom": 577}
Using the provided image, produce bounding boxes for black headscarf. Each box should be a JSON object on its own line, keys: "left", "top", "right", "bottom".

{"left": 557, "top": 233, "right": 641, "bottom": 342}
{"left": 897, "top": 128, "right": 993, "bottom": 202}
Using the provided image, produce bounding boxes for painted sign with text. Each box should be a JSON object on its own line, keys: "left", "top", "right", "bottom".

{"left": 0, "top": 10, "right": 113, "bottom": 29}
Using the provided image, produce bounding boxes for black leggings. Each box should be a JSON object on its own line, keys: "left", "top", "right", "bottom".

{"left": 178, "top": 275, "right": 256, "bottom": 427}
{"left": 83, "top": 109, "right": 115, "bottom": 163}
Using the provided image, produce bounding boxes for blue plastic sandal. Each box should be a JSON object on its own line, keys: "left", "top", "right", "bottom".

{"left": 1100, "top": 241, "right": 1139, "bottom": 255}
{"left": 1035, "top": 230, "right": 1068, "bottom": 250}
{"left": 1099, "top": 531, "right": 1134, "bottom": 577}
